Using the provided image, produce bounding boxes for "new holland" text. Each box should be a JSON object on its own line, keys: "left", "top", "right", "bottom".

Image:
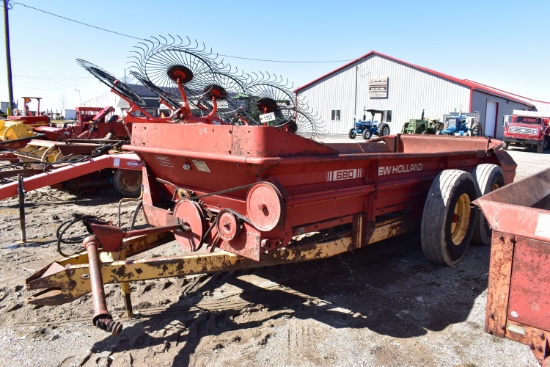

{"left": 378, "top": 163, "right": 423, "bottom": 176}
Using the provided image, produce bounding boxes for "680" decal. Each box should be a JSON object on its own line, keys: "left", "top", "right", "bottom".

{"left": 326, "top": 168, "right": 363, "bottom": 182}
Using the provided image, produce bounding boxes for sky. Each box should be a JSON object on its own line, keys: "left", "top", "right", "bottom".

{"left": 1, "top": 0, "right": 549, "bottom": 113}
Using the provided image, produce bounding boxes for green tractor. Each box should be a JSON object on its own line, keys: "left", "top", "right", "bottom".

{"left": 402, "top": 109, "right": 444, "bottom": 134}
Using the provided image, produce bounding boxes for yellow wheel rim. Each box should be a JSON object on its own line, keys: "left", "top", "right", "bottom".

{"left": 119, "top": 171, "right": 142, "bottom": 193}
{"left": 451, "top": 193, "right": 471, "bottom": 245}
{"left": 491, "top": 182, "right": 500, "bottom": 191}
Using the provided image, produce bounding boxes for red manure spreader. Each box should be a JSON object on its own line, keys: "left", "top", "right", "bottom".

{"left": 16, "top": 36, "right": 516, "bottom": 336}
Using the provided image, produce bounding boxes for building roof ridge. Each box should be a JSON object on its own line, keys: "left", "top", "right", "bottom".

{"left": 294, "top": 52, "right": 537, "bottom": 107}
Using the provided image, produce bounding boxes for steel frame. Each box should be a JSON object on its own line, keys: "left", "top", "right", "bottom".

{"left": 476, "top": 167, "right": 550, "bottom": 366}
{"left": 0, "top": 153, "right": 142, "bottom": 200}
{"left": 26, "top": 215, "right": 414, "bottom": 324}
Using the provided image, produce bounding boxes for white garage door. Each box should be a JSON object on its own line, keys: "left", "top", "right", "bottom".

{"left": 485, "top": 101, "right": 498, "bottom": 137}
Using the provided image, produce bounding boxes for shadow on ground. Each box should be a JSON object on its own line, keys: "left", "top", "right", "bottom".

{"left": 88, "top": 231, "right": 491, "bottom": 366}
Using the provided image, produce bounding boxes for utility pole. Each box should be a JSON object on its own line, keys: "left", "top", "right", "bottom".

{"left": 3, "top": 0, "right": 14, "bottom": 115}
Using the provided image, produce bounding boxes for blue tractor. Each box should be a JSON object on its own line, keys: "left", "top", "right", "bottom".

{"left": 438, "top": 113, "right": 483, "bottom": 136}
{"left": 349, "top": 109, "right": 391, "bottom": 139}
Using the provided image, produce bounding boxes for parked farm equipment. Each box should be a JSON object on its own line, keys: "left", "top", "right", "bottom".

{"left": 0, "top": 97, "right": 50, "bottom": 150}
{"left": 1, "top": 38, "right": 322, "bottom": 196}
{"left": 349, "top": 109, "right": 390, "bottom": 139}
{"left": 0, "top": 70, "right": 146, "bottom": 196}
{"left": 440, "top": 112, "right": 483, "bottom": 136}
{"left": 0, "top": 63, "right": 156, "bottom": 196}
{"left": 8, "top": 97, "right": 50, "bottom": 126}
{"left": 12, "top": 35, "right": 517, "bottom": 338}
{"left": 33, "top": 106, "right": 125, "bottom": 141}
{"left": 402, "top": 111, "right": 483, "bottom": 137}
{"left": 0, "top": 120, "right": 42, "bottom": 150}
{"left": 475, "top": 167, "right": 550, "bottom": 366}
{"left": 24, "top": 131, "right": 514, "bottom": 335}
{"left": 0, "top": 132, "right": 142, "bottom": 197}
{"left": 0, "top": 76, "right": 140, "bottom": 196}
{"left": 401, "top": 109, "right": 444, "bottom": 134}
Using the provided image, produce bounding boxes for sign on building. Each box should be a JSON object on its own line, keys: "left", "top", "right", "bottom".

{"left": 369, "top": 77, "right": 388, "bottom": 98}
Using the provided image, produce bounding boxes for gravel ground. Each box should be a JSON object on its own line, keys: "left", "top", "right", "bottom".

{"left": 0, "top": 136, "right": 547, "bottom": 367}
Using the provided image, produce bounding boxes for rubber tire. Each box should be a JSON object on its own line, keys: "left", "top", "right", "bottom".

{"left": 349, "top": 129, "right": 357, "bottom": 139}
{"left": 471, "top": 164, "right": 504, "bottom": 245}
{"left": 537, "top": 142, "right": 544, "bottom": 153}
{"left": 113, "top": 169, "right": 142, "bottom": 198}
{"left": 379, "top": 124, "right": 390, "bottom": 136}
{"left": 421, "top": 169, "right": 478, "bottom": 266}
{"left": 502, "top": 141, "right": 509, "bottom": 150}
{"left": 543, "top": 136, "right": 549, "bottom": 151}
{"left": 363, "top": 129, "right": 372, "bottom": 140}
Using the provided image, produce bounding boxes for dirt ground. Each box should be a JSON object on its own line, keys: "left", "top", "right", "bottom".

{"left": 0, "top": 141, "right": 548, "bottom": 367}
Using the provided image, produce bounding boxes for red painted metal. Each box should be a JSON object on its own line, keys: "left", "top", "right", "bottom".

{"left": 83, "top": 235, "right": 122, "bottom": 336}
{"left": 475, "top": 167, "right": 550, "bottom": 365}
{"left": 34, "top": 123, "right": 132, "bottom": 141}
{"left": 474, "top": 168, "right": 550, "bottom": 242}
{"left": 34, "top": 106, "right": 130, "bottom": 141}
{"left": 508, "top": 237, "right": 550, "bottom": 331}
{"left": 7, "top": 97, "right": 50, "bottom": 126}
{"left": 246, "top": 182, "right": 284, "bottom": 231}
{"left": 7, "top": 115, "right": 49, "bottom": 126}
{"left": 217, "top": 210, "right": 241, "bottom": 242}
{"left": 0, "top": 153, "right": 142, "bottom": 200}
{"left": 87, "top": 221, "right": 183, "bottom": 252}
{"left": 173, "top": 199, "right": 205, "bottom": 251}
{"left": 0, "top": 150, "right": 18, "bottom": 162}
{"left": 125, "top": 123, "right": 514, "bottom": 261}
{"left": 76, "top": 106, "right": 113, "bottom": 124}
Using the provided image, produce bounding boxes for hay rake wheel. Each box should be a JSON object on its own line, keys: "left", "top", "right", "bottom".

{"left": 200, "top": 71, "right": 255, "bottom": 123}
{"left": 293, "top": 108, "right": 325, "bottom": 138}
{"left": 74, "top": 33, "right": 328, "bottom": 135}
{"left": 128, "top": 35, "right": 222, "bottom": 103}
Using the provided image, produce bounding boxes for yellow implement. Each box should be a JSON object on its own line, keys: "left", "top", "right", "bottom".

{"left": 14, "top": 140, "right": 64, "bottom": 163}
{"left": 0, "top": 119, "right": 36, "bottom": 142}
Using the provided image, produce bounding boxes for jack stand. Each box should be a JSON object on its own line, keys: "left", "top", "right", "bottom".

{"left": 18, "top": 174, "right": 26, "bottom": 243}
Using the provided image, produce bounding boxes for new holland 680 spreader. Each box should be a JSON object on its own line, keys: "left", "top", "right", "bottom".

{"left": 18, "top": 36, "right": 516, "bottom": 336}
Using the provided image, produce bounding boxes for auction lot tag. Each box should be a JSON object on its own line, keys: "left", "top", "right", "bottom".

{"left": 259, "top": 112, "right": 276, "bottom": 123}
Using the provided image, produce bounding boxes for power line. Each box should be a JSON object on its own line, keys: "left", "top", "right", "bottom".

{"left": 216, "top": 53, "right": 353, "bottom": 64}
{"left": 11, "top": 1, "right": 143, "bottom": 41}
{"left": 14, "top": 74, "right": 91, "bottom": 82}
{"left": 11, "top": 1, "right": 354, "bottom": 65}
{"left": 0, "top": 79, "right": 92, "bottom": 90}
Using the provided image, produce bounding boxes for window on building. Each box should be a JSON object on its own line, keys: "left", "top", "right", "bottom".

{"left": 385, "top": 110, "right": 392, "bottom": 122}
{"left": 331, "top": 110, "right": 341, "bottom": 121}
